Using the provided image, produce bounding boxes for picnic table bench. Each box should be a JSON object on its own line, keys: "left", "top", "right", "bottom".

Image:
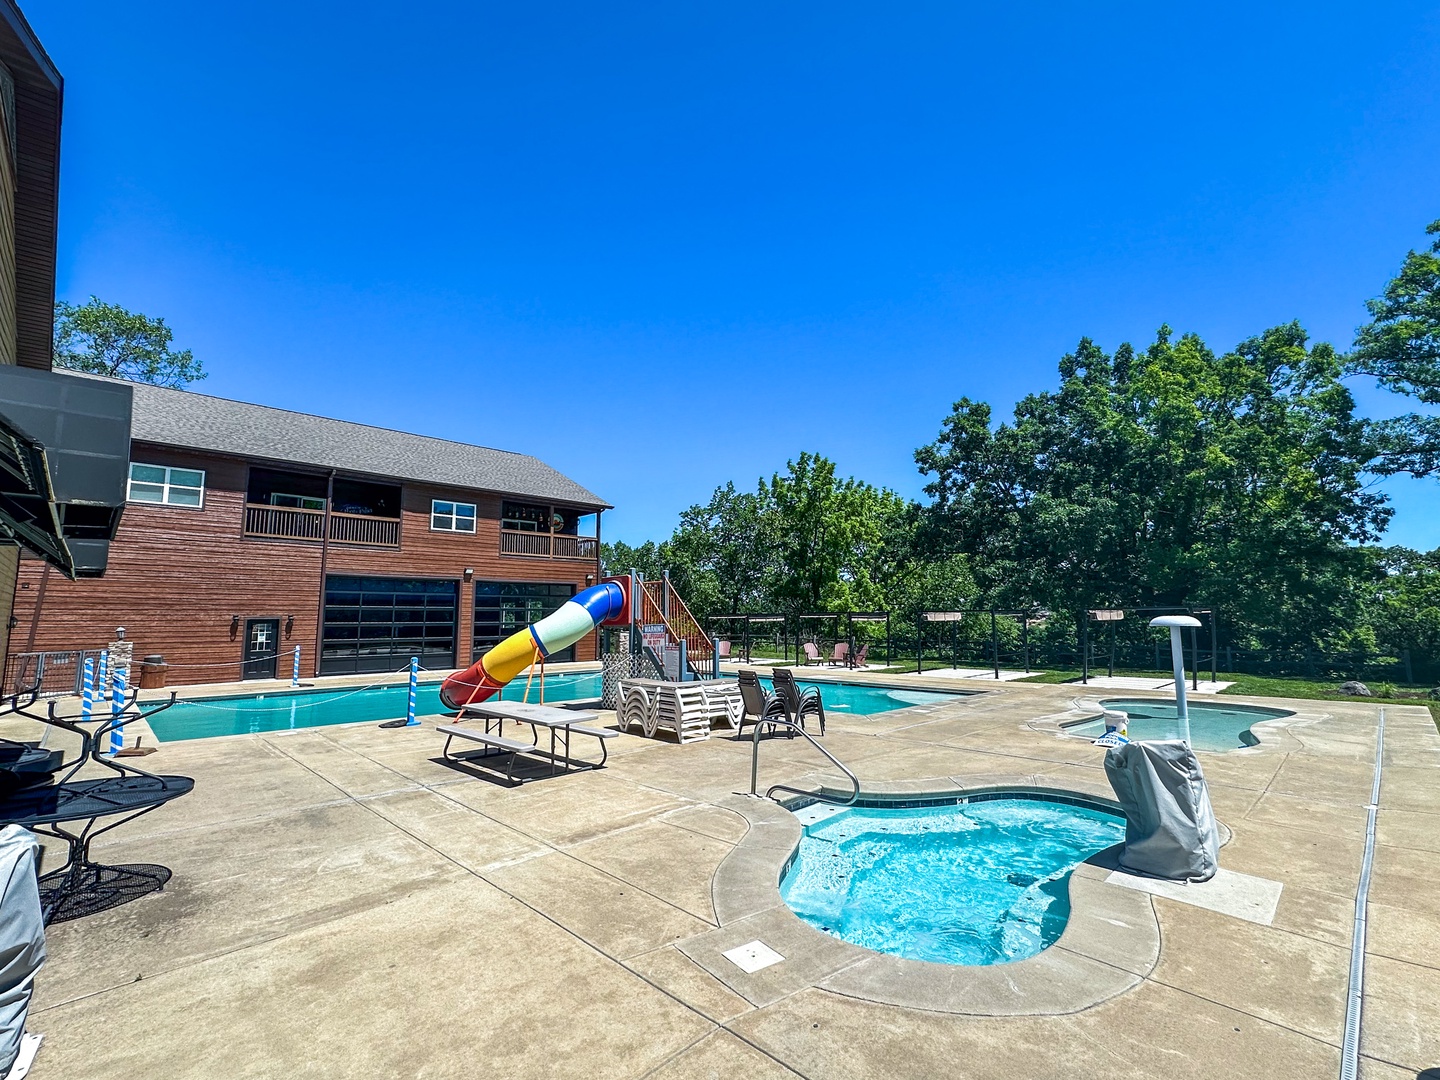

{"left": 439, "top": 701, "right": 617, "bottom": 784}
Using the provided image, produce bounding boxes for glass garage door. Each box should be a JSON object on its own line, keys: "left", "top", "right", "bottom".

{"left": 322, "top": 575, "right": 458, "bottom": 675}
{"left": 473, "top": 581, "right": 577, "bottom": 664}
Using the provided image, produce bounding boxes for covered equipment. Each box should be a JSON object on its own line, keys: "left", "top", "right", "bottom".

{"left": 1103, "top": 739, "right": 1219, "bottom": 882}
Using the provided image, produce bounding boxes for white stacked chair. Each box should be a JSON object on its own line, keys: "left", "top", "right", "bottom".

{"left": 653, "top": 683, "right": 712, "bottom": 743}
{"left": 619, "top": 682, "right": 656, "bottom": 738}
{"left": 698, "top": 682, "right": 743, "bottom": 732}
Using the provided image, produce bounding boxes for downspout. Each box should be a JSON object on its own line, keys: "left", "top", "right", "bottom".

{"left": 312, "top": 470, "right": 335, "bottom": 677}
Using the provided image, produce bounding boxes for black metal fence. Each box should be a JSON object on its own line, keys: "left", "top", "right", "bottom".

{"left": 714, "top": 609, "right": 1439, "bottom": 688}
{"left": 3, "top": 649, "right": 109, "bottom": 699}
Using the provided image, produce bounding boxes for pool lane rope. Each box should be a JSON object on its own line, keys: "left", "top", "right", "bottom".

{"left": 1339, "top": 706, "right": 1385, "bottom": 1080}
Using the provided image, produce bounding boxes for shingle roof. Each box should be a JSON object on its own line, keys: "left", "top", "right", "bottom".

{"left": 98, "top": 376, "right": 609, "bottom": 508}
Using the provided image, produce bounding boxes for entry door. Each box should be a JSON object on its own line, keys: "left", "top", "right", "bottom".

{"left": 242, "top": 619, "right": 280, "bottom": 680}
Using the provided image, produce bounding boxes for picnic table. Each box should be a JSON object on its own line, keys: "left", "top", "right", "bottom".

{"left": 438, "top": 701, "right": 617, "bottom": 784}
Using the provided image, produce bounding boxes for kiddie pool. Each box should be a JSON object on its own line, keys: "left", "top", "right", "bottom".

{"left": 1065, "top": 697, "right": 1294, "bottom": 752}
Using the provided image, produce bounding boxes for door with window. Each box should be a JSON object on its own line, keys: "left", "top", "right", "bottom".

{"left": 242, "top": 619, "right": 280, "bottom": 680}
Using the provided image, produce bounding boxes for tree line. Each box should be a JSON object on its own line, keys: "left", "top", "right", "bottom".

{"left": 603, "top": 222, "right": 1440, "bottom": 679}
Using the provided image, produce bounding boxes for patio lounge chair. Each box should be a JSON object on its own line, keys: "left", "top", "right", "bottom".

{"left": 828, "top": 642, "right": 849, "bottom": 667}
{"left": 801, "top": 642, "right": 822, "bottom": 666}
{"left": 849, "top": 643, "right": 869, "bottom": 669}
{"left": 716, "top": 640, "right": 733, "bottom": 662}
{"left": 771, "top": 667, "right": 826, "bottom": 736}
{"left": 735, "top": 670, "right": 790, "bottom": 739}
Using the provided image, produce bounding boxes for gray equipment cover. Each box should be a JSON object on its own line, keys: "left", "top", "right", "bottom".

{"left": 0, "top": 826, "right": 44, "bottom": 1075}
{"left": 1104, "top": 739, "right": 1219, "bottom": 882}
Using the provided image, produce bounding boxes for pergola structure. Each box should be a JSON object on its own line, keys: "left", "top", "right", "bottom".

{"left": 706, "top": 614, "right": 785, "bottom": 664}
{"left": 918, "top": 610, "right": 1042, "bottom": 679}
{"left": 1080, "top": 606, "right": 1217, "bottom": 688}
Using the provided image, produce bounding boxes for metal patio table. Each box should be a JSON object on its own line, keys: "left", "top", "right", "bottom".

{"left": 0, "top": 691, "right": 193, "bottom": 923}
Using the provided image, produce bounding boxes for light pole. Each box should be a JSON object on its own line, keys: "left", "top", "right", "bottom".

{"left": 1149, "top": 615, "right": 1202, "bottom": 745}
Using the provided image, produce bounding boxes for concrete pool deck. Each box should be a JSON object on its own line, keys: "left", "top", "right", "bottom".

{"left": 8, "top": 673, "right": 1437, "bottom": 1079}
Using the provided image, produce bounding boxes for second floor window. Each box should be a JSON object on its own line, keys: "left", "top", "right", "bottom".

{"left": 431, "top": 500, "right": 476, "bottom": 533}
{"left": 128, "top": 463, "right": 205, "bottom": 508}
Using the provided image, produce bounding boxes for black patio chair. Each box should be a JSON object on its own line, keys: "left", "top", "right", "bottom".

{"left": 770, "top": 667, "right": 826, "bottom": 736}
{"left": 735, "top": 669, "right": 790, "bottom": 739}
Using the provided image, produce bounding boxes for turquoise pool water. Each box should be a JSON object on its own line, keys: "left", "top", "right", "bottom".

{"left": 151, "top": 672, "right": 963, "bottom": 740}
{"left": 148, "top": 672, "right": 605, "bottom": 741}
{"left": 756, "top": 678, "right": 962, "bottom": 715}
{"left": 1067, "top": 697, "right": 1294, "bottom": 752}
{"left": 780, "top": 797, "right": 1124, "bottom": 965}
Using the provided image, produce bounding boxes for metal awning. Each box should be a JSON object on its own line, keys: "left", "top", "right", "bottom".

{"left": 0, "top": 368, "right": 133, "bottom": 578}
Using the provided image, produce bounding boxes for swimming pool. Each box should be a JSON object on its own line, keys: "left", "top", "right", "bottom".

{"left": 148, "top": 671, "right": 605, "bottom": 741}
{"left": 756, "top": 678, "right": 963, "bottom": 716}
{"left": 1066, "top": 697, "right": 1294, "bottom": 752}
{"left": 150, "top": 672, "right": 965, "bottom": 741}
{"left": 780, "top": 796, "right": 1124, "bottom": 966}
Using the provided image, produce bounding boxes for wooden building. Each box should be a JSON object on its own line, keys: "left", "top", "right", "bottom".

{"left": 0, "top": 4, "right": 134, "bottom": 670}
{"left": 11, "top": 377, "right": 610, "bottom": 682}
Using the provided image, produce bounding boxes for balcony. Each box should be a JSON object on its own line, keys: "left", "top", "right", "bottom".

{"left": 500, "top": 531, "right": 598, "bottom": 560}
{"left": 244, "top": 504, "right": 400, "bottom": 547}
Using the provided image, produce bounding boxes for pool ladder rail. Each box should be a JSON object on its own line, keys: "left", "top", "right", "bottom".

{"left": 748, "top": 715, "right": 859, "bottom": 807}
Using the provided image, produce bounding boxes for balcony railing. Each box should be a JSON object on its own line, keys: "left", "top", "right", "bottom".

{"left": 329, "top": 511, "right": 400, "bottom": 547}
{"left": 244, "top": 504, "right": 400, "bottom": 548}
{"left": 501, "top": 531, "right": 598, "bottom": 560}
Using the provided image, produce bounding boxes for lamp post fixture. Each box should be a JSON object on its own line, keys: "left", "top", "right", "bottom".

{"left": 1149, "top": 615, "right": 1202, "bottom": 744}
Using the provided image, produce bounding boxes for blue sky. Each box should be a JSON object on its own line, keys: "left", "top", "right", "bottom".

{"left": 29, "top": 1, "right": 1440, "bottom": 548}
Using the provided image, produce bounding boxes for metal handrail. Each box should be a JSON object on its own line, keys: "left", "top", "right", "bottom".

{"left": 749, "top": 715, "right": 860, "bottom": 806}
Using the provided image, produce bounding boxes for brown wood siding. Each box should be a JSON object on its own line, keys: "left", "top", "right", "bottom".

{"left": 0, "top": 86, "right": 16, "bottom": 368}
{"left": 10, "top": 446, "right": 601, "bottom": 684}
{"left": 9, "top": 76, "right": 58, "bottom": 371}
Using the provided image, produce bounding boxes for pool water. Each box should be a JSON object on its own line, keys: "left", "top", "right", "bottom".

{"left": 148, "top": 671, "right": 604, "bottom": 741}
{"left": 755, "top": 678, "right": 962, "bottom": 715}
{"left": 780, "top": 797, "right": 1124, "bottom": 966}
{"left": 151, "top": 671, "right": 963, "bottom": 741}
{"left": 1067, "top": 698, "right": 1294, "bottom": 752}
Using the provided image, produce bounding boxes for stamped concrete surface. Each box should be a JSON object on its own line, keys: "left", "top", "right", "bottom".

{"left": 11, "top": 673, "right": 1436, "bottom": 1080}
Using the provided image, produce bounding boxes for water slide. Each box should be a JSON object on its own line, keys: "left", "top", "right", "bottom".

{"left": 439, "top": 578, "right": 629, "bottom": 710}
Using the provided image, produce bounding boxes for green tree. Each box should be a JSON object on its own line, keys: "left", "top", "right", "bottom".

{"left": 1349, "top": 220, "right": 1440, "bottom": 477}
{"left": 1362, "top": 546, "right": 1440, "bottom": 681}
{"left": 916, "top": 325, "right": 1388, "bottom": 653}
{"left": 53, "top": 297, "right": 205, "bottom": 387}
{"left": 764, "top": 452, "right": 899, "bottom": 615}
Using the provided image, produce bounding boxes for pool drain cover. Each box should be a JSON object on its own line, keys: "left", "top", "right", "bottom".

{"left": 723, "top": 940, "right": 785, "bottom": 974}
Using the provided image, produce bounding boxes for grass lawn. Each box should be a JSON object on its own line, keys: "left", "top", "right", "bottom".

{"left": 871, "top": 663, "right": 1440, "bottom": 726}
{"left": 1021, "top": 667, "right": 1440, "bottom": 726}
{"left": 1219, "top": 672, "right": 1440, "bottom": 726}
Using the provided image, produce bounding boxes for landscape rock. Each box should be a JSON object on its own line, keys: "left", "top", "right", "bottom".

{"left": 1338, "top": 680, "right": 1372, "bottom": 697}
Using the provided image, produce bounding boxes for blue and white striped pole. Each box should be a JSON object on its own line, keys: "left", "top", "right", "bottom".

{"left": 97, "top": 651, "right": 109, "bottom": 709}
{"left": 405, "top": 655, "right": 420, "bottom": 727}
{"left": 292, "top": 645, "right": 301, "bottom": 688}
{"left": 109, "top": 665, "right": 126, "bottom": 755}
{"left": 80, "top": 657, "right": 95, "bottom": 721}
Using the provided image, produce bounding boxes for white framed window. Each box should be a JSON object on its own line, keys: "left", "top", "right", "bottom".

{"left": 128, "top": 463, "right": 206, "bottom": 508}
{"left": 431, "top": 499, "right": 476, "bottom": 533}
